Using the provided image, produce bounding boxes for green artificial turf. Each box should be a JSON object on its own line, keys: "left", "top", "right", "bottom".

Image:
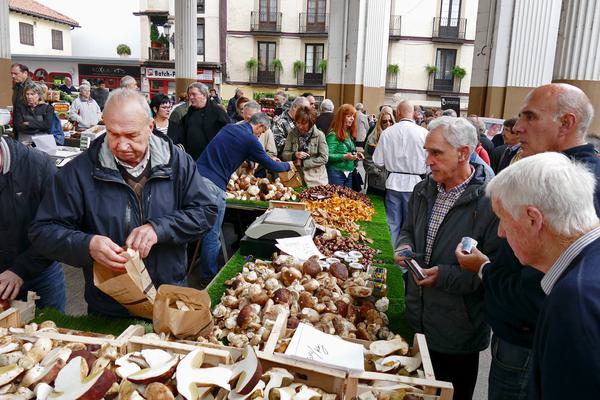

{"left": 209, "top": 194, "right": 413, "bottom": 339}
{"left": 226, "top": 198, "right": 269, "bottom": 209}
{"left": 34, "top": 308, "right": 153, "bottom": 336}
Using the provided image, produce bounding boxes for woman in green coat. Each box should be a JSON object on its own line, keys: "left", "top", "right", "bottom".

{"left": 326, "top": 103, "right": 362, "bottom": 188}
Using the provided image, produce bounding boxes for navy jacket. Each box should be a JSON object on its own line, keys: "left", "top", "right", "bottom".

{"left": 0, "top": 138, "right": 56, "bottom": 281}
{"left": 196, "top": 122, "right": 291, "bottom": 190}
{"left": 30, "top": 132, "right": 218, "bottom": 317}
{"left": 482, "top": 143, "right": 600, "bottom": 348}
{"left": 529, "top": 237, "right": 600, "bottom": 399}
{"left": 399, "top": 163, "right": 501, "bottom": 354}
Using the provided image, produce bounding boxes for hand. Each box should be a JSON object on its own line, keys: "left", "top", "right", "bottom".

{"left": 0, "top": 271, "right": 24, "bottom": 300}
{"left": 295, "top": 151, "right": 309, "bottom": 160}
{"left": 416, "top": 266, "right": 439, "bottom": 287}
{"left": 455, "top": 243, "right": 490, "bottom": 274}
{"left": 126, "top": 224, "right": 158, "bottom": 259}
{"left": 356, "top": 152, "right": 365, "bottom": 160}
{"left": 343, "top": 153, "right": 357, "bottom": 161}
{"left": 394, "top": 245, "right": 413, "bottom": 264}
{"left": 89, "top": 235, "right": 128, "bottom": 271}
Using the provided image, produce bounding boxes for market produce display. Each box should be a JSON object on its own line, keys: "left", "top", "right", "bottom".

{"left": 226, "top": 173, "right": 298, "bottom": 202}
{"left": 210, "top": 254, "right": 393, "bottom": 349}
{"left": 299, "top": 184, "right": 373, "bottom": 208}
{"left": 314, "top": 234, "right": 382, "bottom": 267}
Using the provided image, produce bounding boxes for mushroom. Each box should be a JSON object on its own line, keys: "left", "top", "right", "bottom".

{"left": 47, "top": 356, "right": 116, "bottom": 400}
{"left": 302, "top": 259, "right": 321, "bottom": 278}
{"left": 0, "top": 352, "right": 23, "bottom": 367}
{"left": 0, "top": 364, "right": 24, "bottom": 386}
{"left": 176, "top": 348, "right": 234, "bottom": 399}
{"left": 127, "top": 350, "right": 179, "bottom": 385}
{"left": 229, "top": 345, "right": 263, "bottom": 396}
{"left": 281, "top": 268, "right": 302, "bottom": 286}
{"left": 19, "top": 337, "right": 53, "bottom": 369}
{"left": 374, "top": 353, "right": 422, "bottom": 373}
{"left": 20, "top": 357, "right": 65, "bottom": 387}
{"left": 227, "top": 380, "right": 265, "bottom": 400}
{"left": 293, "top": 386, "right": 322, "bottom": 400}
{"left": 145, "top": 382, "right": 175, "bottom": 400}
{"left": 272, "top": 288, "right": 292, "bottom": 305}
{"left": 375, "top": 298, "right": 389, "bottom": 313}
{"left": 270, "top": 386, "right": 297, "bottom": 400}
{"left": 262, "top": 368, "right": 294, "bottom": 400}
{"left": 369, "top": 338, "right": 410, "bottom": 357}
{"left": 300, "top": 308, "right": 320, "bottom": 324}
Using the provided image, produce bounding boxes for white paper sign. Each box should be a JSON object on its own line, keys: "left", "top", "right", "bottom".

{"left": 284, "top": 323, "right": 365, "bottom": 373}
{"left": 275, "top": 236, "right": 324, "bottom": 261}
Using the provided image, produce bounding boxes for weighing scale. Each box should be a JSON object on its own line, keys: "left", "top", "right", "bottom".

{"left": 240, "top": 208, "right": 316, "bottom": 258}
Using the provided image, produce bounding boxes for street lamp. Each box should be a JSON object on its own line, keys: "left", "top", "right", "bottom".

{"left": 163, "top": 21, "right": 174, "bottom": 46}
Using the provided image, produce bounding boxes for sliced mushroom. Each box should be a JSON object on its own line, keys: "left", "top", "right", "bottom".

{"left": 369, "top": 338, "right": 410, "bottom": 357}
{"left": 262, "top": 368, "right": 294, "bottom": 399}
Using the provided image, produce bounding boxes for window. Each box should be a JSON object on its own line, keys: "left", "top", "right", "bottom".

{"left": 197, "top": 0, "right": 204, "bottom": 13}
{"left": 19, "top": 22, "right": 34, "bottom": 46}
{"left": 51, "top": 30, "right": 63, "bottom": 50}
{"left": 440, "top": 0, "right": 461, "bottom": 25}
{"left": 258, "top": 42, "right": 276, "bottom": 71}
{"left": 307, "top": 0, "right": 326, "bottom": 23}
{"left": 305, "top": 44, "right": 324, "bottom": 74}
{"left": 197, "top": 19, "right": 205, "bottom": 55}
{"left": 259, "top": 0, "right": 277, "bottom": 22}
{"left": 434, "top": 48, "right": 457, "bottom": 91}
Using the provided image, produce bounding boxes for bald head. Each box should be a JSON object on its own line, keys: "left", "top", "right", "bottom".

{"left": 526, "top": 83, "right": 594, "bottom": 137}
{"left": 396, "top": 100, "right": 414, "bottom": 120}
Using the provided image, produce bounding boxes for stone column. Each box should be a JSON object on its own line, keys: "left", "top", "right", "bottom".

{"left": 468, "top": 0, "right": 562, "bottom": 118}
{"left": 326, "top": 0, "right": 390, "bottom": 113}
{"left": 553, "top": 0, "right": 600, "bottom": 133}
{"left": 0, "top": 0, "right": 12, "bottom": 107}
{"left": 175, "top": 0, "right": 197, "bottom": 97}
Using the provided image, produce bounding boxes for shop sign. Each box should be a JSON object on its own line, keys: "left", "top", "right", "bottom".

{"left": 78, "top": 64, "right": 140, "bottom": 78}
{"left": 441, "top": 96, "right": 460, "bottom": 115}
{"left": 197, "top": 69, "right": 213, "bottom": 81}
{"left": 146, "top": 68, "right": 176, "bottom": 79}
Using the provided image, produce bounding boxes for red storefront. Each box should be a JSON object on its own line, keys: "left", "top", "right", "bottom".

{"left": 142, "top": 66, "right": 219, "bottom": 99}
{"left": 78, "top": 64, "right": 141, "bottom": 90}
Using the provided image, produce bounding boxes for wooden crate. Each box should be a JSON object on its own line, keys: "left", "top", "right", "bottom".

{"left": 0, "top": 291, "right": 38, "bottom": 328}
{"left": 257, "top": 351, "right": 348, "bottom": 399}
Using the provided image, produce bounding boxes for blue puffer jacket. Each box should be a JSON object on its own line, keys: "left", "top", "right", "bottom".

{"left": 30, "top": 132, "right": 218, "bottom": 317}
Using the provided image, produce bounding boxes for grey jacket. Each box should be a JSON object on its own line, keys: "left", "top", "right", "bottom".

{"left": 397, "top": 163, "right": 500, "bottom": 354}
{"left": 281, "top": 126, "right": 329, "bottom": 187}
{"left": 363, "top": 132, "right": 387, "bottom": 192}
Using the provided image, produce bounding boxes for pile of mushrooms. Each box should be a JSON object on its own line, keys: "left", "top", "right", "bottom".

{"left": 226, "top": 173, "right": 298, "bottom": 202}
{"left": 210, "top": 255, "right": 394, "bottom": 349}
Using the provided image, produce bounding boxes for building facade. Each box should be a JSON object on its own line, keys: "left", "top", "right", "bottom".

{"left": 8, "top": 0, "right": 79, "bottom": 57}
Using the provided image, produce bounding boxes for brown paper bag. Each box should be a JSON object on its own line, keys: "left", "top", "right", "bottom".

{"left": 278, "top": 168, "right": 303, "bottom": 188}
{"left": 152, "top": 284, "right": 214, "bottom": 339}
{"left": 93, "top": 249, "right": 156, "bottom": 319}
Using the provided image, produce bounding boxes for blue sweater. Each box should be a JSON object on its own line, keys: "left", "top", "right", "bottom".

{"left": 482, "top": 143, "right": 600, "bottom": 348}
{"left": 529, "top": 237, "right": 600, "bottom": 399}
{"left": 196, "top": 122, "right": 291, "bottom": 190}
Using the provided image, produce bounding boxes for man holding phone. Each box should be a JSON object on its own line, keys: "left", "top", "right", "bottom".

{"left": 395, "top": 117, "right": 501, "bottom": 400}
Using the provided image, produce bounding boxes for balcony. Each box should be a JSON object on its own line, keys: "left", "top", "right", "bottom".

{"left": 389, "top": 15, "right": 401, "bottom": 38}
{"left": 426, "top": 75, "right": 463, "bottom": 95}
{"left": 297, "top": 71, "right": 325, "bottom": 86}
{"left": 250, "top": 69, "right": 280, "bottom": 85}
{"left": 148, "top": 47, "right": 169, "bottom": 61}
{"left": 299, "top": 12, "right": 328, "bottom": 34}
{"left": 432, "top": 17, "right": 467, "bottom": 42}
{"left": 250, "top": 11, "right": 282, "bottom": 33}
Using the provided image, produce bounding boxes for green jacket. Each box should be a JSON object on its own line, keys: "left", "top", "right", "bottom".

{"left": 326, "top": 131, "right": 355, "bottom": 172}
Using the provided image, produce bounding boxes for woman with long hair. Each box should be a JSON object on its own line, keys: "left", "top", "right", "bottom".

{"left": 325, "top": 104, "right": 361, "bottom": 188}
{"left": 364, "top": 107, "right": 395, "bottom": 196}
{"left": 281, "top": 105, "right": 329, "bottom": 187}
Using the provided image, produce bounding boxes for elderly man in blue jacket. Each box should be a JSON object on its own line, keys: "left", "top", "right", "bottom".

{"left": 30, "top": 89, "right": 218, "bottom": 317}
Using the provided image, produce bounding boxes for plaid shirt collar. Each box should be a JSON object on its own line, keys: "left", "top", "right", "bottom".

{"left": 436, "top": 167, "right": 475, "bottom": 195}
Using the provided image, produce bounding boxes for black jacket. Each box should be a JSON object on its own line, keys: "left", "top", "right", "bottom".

{"left": 0, "top": 138, "right": 56, "bottom": 282}
{"left": 482, "top": 143, "right": 600, "bottom": 348}
{"left": 168, "top": 101, "right": 229, "bottom": 160}
{"left": 91, "top": 88, "right": 109, "bottom": 110}
{"left": 13, "top": 103, "right": 54, "bottom": 138}
{"left": 30, "top": 132, "right": 218, "bottom": 317}
{"left": 398, "top": 163, "right": 500, "bottom": 354}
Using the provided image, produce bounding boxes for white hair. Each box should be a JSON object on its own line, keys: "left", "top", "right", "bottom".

{"left": 120, "top": 75, "right": 136, "bottom": 89}
{"left": 104, "top": 88, "right": 152, "bottom": 123}
{"left": 320, "top": 99, "right": 334, "bottom": 112}
{"left": 291, "top": 96, "right": 309, "bottom": 110}
{"left": 428, "top": 116, "right": 478, "bottom": 156}
{"left": 243, "top": 100, "right": 261, "bottom": 112}
{"left": 486, "top": 152, "right": 599, "bottom": 236}
{"left": 79, "top": 84, "right": 91, "bottom": 92}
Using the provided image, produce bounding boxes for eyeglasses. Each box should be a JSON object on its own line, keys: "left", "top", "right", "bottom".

{"left": 159, "top": 104, "right": 172, "bottom": 109}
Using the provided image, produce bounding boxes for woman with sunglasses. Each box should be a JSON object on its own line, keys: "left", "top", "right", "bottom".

{"left": 364, "top": 107, "right": 395, "bottom": 196}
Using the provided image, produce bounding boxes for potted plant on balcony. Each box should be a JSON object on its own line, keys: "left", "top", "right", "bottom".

{"left": 245, "top": 58, "right": 258, "bottom": 82}
{"left": 425, "top": 64, "right": 438, "bottom": 75}
{"left": 293, "top": 60, "right": 305, "bottom": 78}
{"left": 271, "top": 59, "right": 283, "bottom": 73}
{"left": 116, "top": 44, "right": 131, "bottom": 57}
{"left": 387, "top": 64, "right": 399, "bottom": 88}
{"left": 150, "top": 23, "right": 161, "bottom": 48}
{"left": 318, "top": 59, "right": 328, "bottom": 73}
{"left": 452, "top": 66, "right": 467, "bottom": 79}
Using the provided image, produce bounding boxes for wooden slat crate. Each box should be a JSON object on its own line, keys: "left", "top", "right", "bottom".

{"left": 0, "top": 291, "right": 38, "bottom": 328}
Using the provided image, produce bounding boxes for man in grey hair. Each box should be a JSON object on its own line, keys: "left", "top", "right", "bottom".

{"left": 395, "top": 116, "right": 500, "bottom": 400}
{"left": 316, "top": 98, "right": 335, "bottom": 134}
{"left": 120, "top": 75, "right": 138, "bottom": 90}
{"left": 272, "top": 96, "right": 310, "bottom": 157}
{"left": 195, "top": 113, "right": 293, "bottom": 286}
{"left": 481, "top": 152, "right": 600, "bottom": 399}
{"left": 30, "top": 88, "right": 217, "bottom": 317}
{"left": 168, "top": 82, "right": 230, "bottom": 160}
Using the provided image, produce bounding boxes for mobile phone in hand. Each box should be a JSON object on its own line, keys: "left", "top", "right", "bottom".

{"left": 405, "top": 258, "right": 427, "bottom": 281}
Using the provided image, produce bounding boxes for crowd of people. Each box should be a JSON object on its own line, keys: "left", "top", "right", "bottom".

{"left": 3, "top": 60, "right": 600, "bottom": 400}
